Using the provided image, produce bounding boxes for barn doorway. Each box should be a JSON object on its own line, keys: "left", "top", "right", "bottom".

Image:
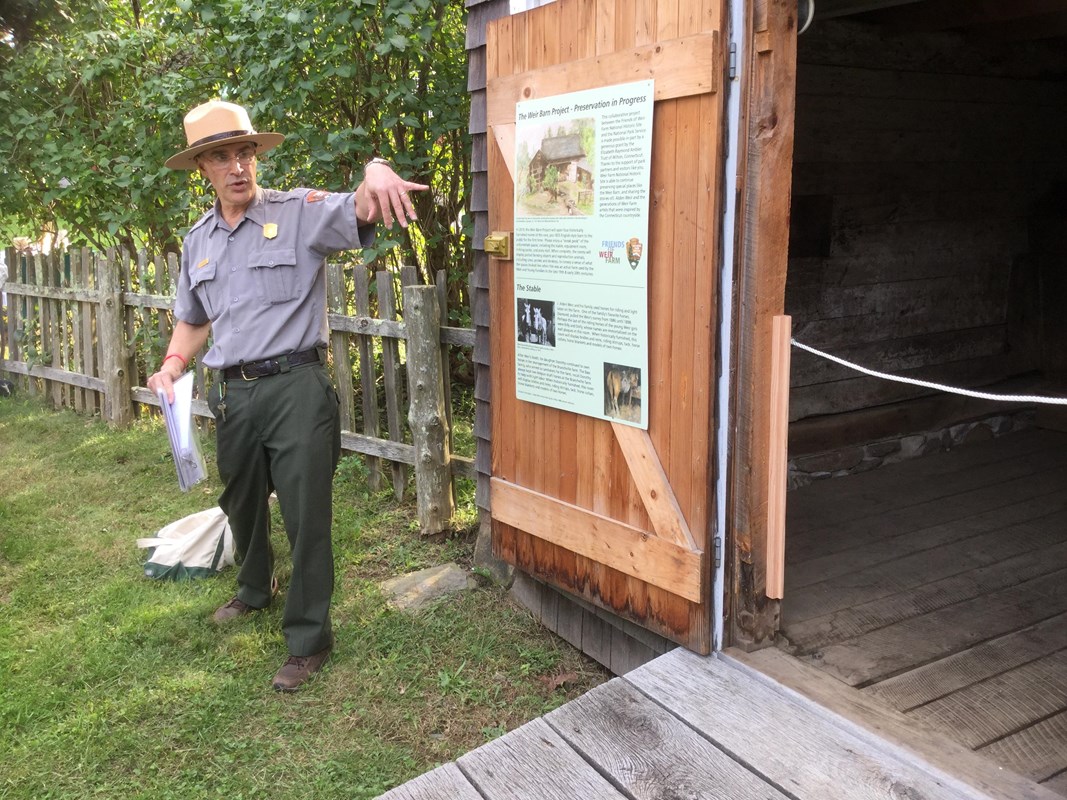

{"left": 777, "top": 3, "right": 1067, "bottom": 794}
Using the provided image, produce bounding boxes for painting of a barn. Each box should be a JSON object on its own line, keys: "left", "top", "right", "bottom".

{"left": 528, "top": 133, "right": 592, "bottom": 189}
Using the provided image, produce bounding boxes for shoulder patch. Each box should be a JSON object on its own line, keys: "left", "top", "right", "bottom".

{"left": 262, "top": 188, "right": 303, "bottom": 203}
{"left": 306, "top": 190, "right": 331, "bottom": 203}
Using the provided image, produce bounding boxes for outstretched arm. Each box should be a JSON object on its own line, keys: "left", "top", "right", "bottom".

{"left": 354, "top": 160, "right": 430, "bottom": 229}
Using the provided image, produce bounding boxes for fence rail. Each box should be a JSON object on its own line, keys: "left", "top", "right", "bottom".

{"left": 0, "top": 246, "right": 474, "bottom": 533}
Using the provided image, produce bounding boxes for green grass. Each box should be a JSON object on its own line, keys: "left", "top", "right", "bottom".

{"left": 0, "top": 395, "right": 607, "bottom": 799}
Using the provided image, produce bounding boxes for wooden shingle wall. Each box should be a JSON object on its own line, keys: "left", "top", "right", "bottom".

{"left": 786, "top": 21, "right": 1067, "bottom": 434}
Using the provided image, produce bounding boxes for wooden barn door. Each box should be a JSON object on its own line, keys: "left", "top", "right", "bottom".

{"left": 486, "top": 0, "right": 726, "bottom": 654}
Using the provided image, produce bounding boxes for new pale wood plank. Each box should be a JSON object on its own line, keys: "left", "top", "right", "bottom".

{"left": 486, "top": 33, "right": 718, "bottom": 126}
{"left": 656, "top": 0, "right": 679, "bottom": 39}
{"left": 784, "top": 539, "right": 1067, "bottom": 654}
{"left": 491, "top": 477, "right": 704, "bottom": 601}
{"left": 729, "top": 647, "right": 1063, "bottom": 800}
{"left": 612, "top": 423, "right": 697, "bottom": 549}
{"left": 803, "top": 568, "right": 1067, "bottom": 686}
{"left": 683, "top": 83, "right": 720, "bottom": 654}
{"left": 548, "top": 678, "right": 791, "bottom": 799}
{"left": 595, "top": 0, "right": 615, "bottom": 55}
{"left": 573, "top": 0, "right": 595, "bottom": 60}
{"left": 667, "top": 92, "right": 700, "bottom": 534}
{"left": 457, "top": 717, "right": 628, "bottom": 799}
{"left": 911, "top": 649, "right": 1067, "bottom": 750}
{"left": 647, "top": 99, "right": 678, "bottom": 468}
{"left": 614, "top": 0, "right": 636, "bottom": 49}
{"left": 634, "top": 0, "right": 657, "bottom": 46}
{"left": 766, "top": 315, "right": 791, "bottom": 599}
{"left": 865, "top": 612, "right": 1067, "bottom": 711}
{"left": 627, "top": 649, "right": 1006, "bottom": 800}
{"left": 377, "top": 763, "right": 482, "bottom": 800}
{"left": 980, "top": 709, "right": 1067, "bottom": 784}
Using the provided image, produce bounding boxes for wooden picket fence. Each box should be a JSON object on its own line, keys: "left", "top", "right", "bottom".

{"left": 0, "top": 246, "right": 473, "bottom": 533}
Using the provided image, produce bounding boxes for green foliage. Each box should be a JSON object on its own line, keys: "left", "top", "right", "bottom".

{"left": 544, "top": 164, "right": 560, "bottom": 196}
{"left": 0, "top": 0, "right": 471, "bottom": 297}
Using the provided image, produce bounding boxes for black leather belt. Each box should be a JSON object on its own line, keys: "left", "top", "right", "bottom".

{"left": 222, "top": 349, "right": 320, "bottom": 381}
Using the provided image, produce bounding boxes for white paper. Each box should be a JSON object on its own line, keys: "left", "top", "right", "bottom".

{"left": 158, "top": 372, "right": 207, "bottom": 492}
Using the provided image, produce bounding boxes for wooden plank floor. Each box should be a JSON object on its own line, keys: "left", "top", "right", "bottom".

{"left": 378, "top": 646, "right": 1058, "bottom": 799}
{"left": 781, "top": 427, "right": 1067, "bottom": 797}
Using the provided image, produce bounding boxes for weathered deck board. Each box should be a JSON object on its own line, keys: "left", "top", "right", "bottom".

{"left": 785, "top": 539, "right": 1067, "bottom": 653}
{"left": 377, "top": 646, "right": 1057, "bottom": 799}
{"left": 980, "top": 709, "right": 1067, "bottom": 783}
{"left": 1045, "top": 771, "right": 1067, "bottom": 795}
{"left": 910, "top": 649, "right": 1067, "bottom": 749}
{"left": 457, "top": 717, "right": 627, "bottom": 799}
{"left": 730, "top": 646, "right": 1061, "bottom": 800}
{"left": 628, "top": 649, "right": 994, "bottom": 800}
{"left": 547, "top": 678, "right": 791, "bottom": 800}
{"left": 783, "top": 428, "right": 1067, "bottom": 797}
{"left": 786, "top": 428, "right": 1060, "bottom": 536}
{"left": 377, "top": 764, "right": 483, "bottom": 800}
{"left": 784, "top": 508, "right": 1067, "bottom": 624}
{"left": 787, "top": 451, "right": 1067, "bottom": 565}
{"left": 864, "top": 612, "right": 1067, "bottom": 711}
{"left": 787, "top": 479, "right": 1067, "bottom": 591}
{"left": 800, "top": 564, "right": 1067, "bottom": 685}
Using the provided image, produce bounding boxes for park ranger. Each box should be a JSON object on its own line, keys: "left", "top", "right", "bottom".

{"left": 148, "top": 100, "right": 427, "bottom": 691}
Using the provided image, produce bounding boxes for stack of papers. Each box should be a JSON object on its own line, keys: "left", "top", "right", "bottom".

{"left": 158, "top": 372, "right": 208, "bottom": 492}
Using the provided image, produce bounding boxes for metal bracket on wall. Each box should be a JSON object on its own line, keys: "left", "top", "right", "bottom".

{"left": 484, "top": 231, "right": 512, "bottom": 260}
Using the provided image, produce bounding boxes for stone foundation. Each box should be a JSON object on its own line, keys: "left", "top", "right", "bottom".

{"left": 787, "top": 410, "right": 1036, "bottom": 490}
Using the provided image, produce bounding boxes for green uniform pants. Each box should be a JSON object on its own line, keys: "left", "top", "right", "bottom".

{"left": 209, "top": 362, "right": 341, "bottom": 656}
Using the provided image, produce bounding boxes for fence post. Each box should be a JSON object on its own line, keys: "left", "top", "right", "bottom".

{"left": 97, "top": 248, "right": 133, "bottom": 427}
{"left": 402, "top": 283, "right": 454, "bottom": 534}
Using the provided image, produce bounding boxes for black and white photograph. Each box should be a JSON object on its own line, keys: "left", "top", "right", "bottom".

{"left": 516, "top": 298, "right": 556, "bottom": 347}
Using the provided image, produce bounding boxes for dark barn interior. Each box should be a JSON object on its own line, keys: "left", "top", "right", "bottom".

{"left": 779, "top": 1, "right": 1067, "bottom": 794}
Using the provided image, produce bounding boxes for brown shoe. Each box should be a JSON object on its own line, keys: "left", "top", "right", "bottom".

{"left": 212, "top": 596, "right": 260, "bottom": 624}
{"left": 214, "top": 579, "right": 277, "bottom": 624}
{"left": 272, "top": 647, "right": 331, "bottom": 692}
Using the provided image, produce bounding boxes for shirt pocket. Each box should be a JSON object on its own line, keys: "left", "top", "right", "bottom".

{"left": 249, "top": 247, "right": 298, "bottom": 305}
{"left": 188, "top": 259, "right": 220, "bottom": 318}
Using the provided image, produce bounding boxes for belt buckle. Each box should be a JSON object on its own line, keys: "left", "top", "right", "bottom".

{"left": 239, "top": 363, "right": 260, "bottom": 381}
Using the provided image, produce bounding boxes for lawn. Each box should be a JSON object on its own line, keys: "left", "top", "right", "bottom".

{"left": 0, "top": 395, "right": 607, "bottom": 799}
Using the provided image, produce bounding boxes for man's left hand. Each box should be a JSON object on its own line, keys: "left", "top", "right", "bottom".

{"left": 356, "top": 161, "right": 430, "bottom": 229}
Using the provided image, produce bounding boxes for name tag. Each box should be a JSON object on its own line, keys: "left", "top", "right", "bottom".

{"left": 197, "top": 258, "right": 209, "bottom": 269}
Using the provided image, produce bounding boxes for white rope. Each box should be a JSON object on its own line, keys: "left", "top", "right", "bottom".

{"left": 791, "top": 339, "right": 1067, "bottom": 406}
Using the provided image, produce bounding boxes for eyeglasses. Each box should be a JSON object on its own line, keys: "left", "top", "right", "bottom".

{"left": 199, "top": 147, "right": 257, "bottom": 168}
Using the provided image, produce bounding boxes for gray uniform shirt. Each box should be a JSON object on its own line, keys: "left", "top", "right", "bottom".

{"left": 174, "top": 187, "right": 374, "bottom": 369}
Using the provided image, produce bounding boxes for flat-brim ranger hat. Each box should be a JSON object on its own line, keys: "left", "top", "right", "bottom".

{"left": 165, "top": 100, "right": 285, "bottom": 170}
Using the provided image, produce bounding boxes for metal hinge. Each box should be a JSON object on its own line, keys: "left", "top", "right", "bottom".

{"left": 713, "top": 536, "right": 723, "bottom": 568}
{"left": 729, "top": 43, "right": 737, "bottom": 80}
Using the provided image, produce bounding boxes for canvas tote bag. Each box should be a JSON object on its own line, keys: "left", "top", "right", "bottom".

{"left": 137, "top": 507, "right": 235, "bottom": 580}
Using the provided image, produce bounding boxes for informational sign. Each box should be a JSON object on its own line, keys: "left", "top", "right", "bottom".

{"left": 513, "top": 79, "right": 654, "bottom": 429}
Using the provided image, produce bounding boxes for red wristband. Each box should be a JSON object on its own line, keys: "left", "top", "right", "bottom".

{"left": 163, "top": 353, "right": 187, "bottom": 369}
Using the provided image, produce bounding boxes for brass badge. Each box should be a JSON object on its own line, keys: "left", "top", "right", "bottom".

{"left": 263, "top": 223, "right": 278, "bottom": 239}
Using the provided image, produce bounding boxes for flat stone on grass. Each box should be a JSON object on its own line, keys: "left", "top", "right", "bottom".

{"left": 380, "top": 563, "right": 476, "bottom": 611}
